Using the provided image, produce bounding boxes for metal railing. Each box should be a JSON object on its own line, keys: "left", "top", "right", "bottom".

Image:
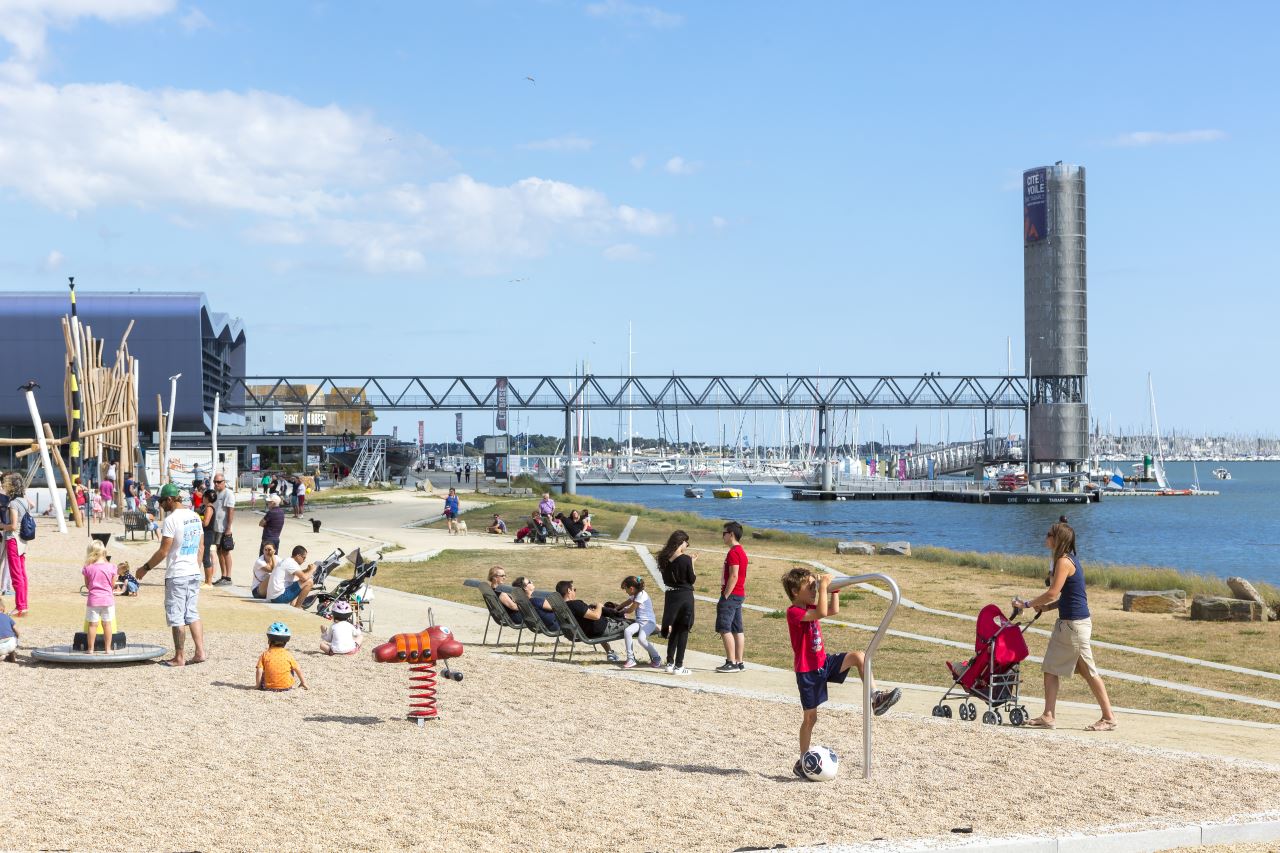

{"left": 827, "top": 572, "right": 901, "bottom": 779}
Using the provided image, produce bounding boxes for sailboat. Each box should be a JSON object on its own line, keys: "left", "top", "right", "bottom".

{"left": 1150, "top": 374, "right": 1191, "bottom": 495}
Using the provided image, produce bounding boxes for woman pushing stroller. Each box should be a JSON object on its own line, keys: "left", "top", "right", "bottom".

{"left": 1015, "top": 516, "right": 1117, "bottom": 732}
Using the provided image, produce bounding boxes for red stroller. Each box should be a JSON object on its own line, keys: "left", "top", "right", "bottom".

{"left": 932, "top": 604, "right": 1040, "bottom": 726}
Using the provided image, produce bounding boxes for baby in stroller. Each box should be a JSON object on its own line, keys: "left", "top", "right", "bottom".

{"left": 305, "top": 548, "right": 378, "bottom": 633}
{"left": 932, "top": 603, "right": 1039, "bottom": 726}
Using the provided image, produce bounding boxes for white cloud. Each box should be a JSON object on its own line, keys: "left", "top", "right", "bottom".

{"left": 179, "top": 6, "right": 210, "bottom": 32}
{"left": 1110, "top": 129, "right": 1227, "bottom": 147}
{"left": 629, "top": 154, "right": 646, "bottom": 171}
{"left": 0, "top": 6, "right": 674, "bottom": 274}
{"left": 710, "top": 215, "right": 726, "bottom": 230}
{"left": 584, "top": 0, "right": 682, "bottom": 28}
{"left": 664, "top": 155, "right": 700, "bottom": 176}
{"left": 519, "top": 134, "right": 594, "bottom": 152}
{"left": 603, "top": 243, "right": 651, "bottom": 262}
{"left": 44, "top": 249, "right": 64, "bottom": 270}
{"left": 0, "top": 0, "right": 174, "bottom": 81}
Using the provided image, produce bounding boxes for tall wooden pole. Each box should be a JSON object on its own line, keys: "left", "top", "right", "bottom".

{"left": 44, "top": 423, "right": 84, "bottom": 528}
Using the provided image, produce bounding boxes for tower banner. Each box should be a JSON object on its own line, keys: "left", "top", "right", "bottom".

{"left": 455, "top": 413, "right": 463, "bottom": 442}
{"left": 1024, "top": 167, "right": 1047, "bottom": 242}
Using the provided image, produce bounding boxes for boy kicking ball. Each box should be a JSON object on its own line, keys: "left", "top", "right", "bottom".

{"left": 782, "top": 567, "right": 901, "bottom": 778}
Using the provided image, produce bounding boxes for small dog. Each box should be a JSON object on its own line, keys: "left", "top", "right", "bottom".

{"left": 455, "top": 520, "right": 468, "bottom": 535}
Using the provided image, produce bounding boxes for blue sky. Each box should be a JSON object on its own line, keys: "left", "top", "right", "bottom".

{"left": 1, "top": 1, "right": 1276, "bottom": 443}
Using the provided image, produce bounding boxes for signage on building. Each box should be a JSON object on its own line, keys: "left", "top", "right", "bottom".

{"left": 251, "top": 453, "right": 260, "bottom": 473}
{"left": 1023, "top": 167, "right": 1047, "bottom": 243}
{"left": 284, "top": 411, "right": 327, "bottom": 427}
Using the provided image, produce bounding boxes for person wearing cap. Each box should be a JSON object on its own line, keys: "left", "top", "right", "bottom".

{"left": 136, "top": 483, "right": 208, "bottom": 667}
{"left": 259, "top": 493, "right": 285, "bottom": 555}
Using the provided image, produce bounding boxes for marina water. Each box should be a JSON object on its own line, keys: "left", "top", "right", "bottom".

{"left": 582, "top": 462, "right": 1280, "bottom": 586}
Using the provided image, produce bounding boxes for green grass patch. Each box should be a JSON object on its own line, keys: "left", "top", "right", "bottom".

{"left": 764, "top": 609, "right": 786, "bottom": 619}
{"left": 306, "top": 495, "right": 374, "bottom": 507}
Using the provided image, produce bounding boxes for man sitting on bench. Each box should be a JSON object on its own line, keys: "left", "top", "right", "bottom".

{"left": 556, "top": 579, "right": 619, "bottom": 663}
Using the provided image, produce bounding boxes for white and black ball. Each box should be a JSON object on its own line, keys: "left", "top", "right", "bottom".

{"left": 801, "top": 745, "right": 839, "bottom": 781}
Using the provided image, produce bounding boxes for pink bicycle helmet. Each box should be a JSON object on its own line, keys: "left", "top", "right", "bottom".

{"left": 330, "top": 600, "right": 353, "bottom": 615}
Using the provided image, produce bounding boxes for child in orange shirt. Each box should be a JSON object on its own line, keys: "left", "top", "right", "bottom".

{"left": 256, "top": 622, "right": 307, "bottom": 691}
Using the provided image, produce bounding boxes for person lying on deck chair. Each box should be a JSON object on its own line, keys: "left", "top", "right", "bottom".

{"left": 556, "top": 579, "right": 620, "bottom": 662}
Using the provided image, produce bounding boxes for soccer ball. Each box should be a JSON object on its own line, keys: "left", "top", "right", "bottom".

{"left": 801, "top": 746, "right": 839, "bottom": 781}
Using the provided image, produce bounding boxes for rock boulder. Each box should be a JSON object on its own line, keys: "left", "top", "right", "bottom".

{"left": 1227, "top": 577, "right": 1278, "bottom": 621}
{"left": 1190, "top": 595, "right": 1264, "bottom": 622}
{"left": 875, "top": 541, "right": 912, "bottom": 557}
{"left": 836, "top": 541, "right": 875, "bottom": 556}
{"left": 1121, "top": 589, "right": 1187, "bottom": 614}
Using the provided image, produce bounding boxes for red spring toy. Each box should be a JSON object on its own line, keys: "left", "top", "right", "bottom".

{"left": 372, "top": 618, "right": 464, "bottom": 725}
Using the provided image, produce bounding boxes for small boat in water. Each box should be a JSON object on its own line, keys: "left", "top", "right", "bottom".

{"left": 1212, "top": 467, "right": 1231, "bottom": 480}
{"left": 684, "top": 487, "right": 705, "bottom": 498}
{"left": 712, "top": 487, "right": 743, "bottom": 499}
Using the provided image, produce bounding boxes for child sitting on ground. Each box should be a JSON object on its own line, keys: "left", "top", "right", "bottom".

{"left": 0, "top": 599, "right": 19, "bottom": 662}
{"left": 116, "top": 561, "right": 139, "bottom": 596}
{"left": 82, "top": 541, "right": 118, "bottom": 654}
{"left": 617, "top": 575, "right": 662, "bottom": 669}
{"left": 319, "top": 601, "right": 363, "bottom": 656}
{"left": 782, "top": 567, "right": 901, "bottom": 778}
{"left": 256, "top": 622, "right": 308, "bottom": 691}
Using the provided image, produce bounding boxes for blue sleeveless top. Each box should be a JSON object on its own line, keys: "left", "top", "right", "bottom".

{"left": 1057, "top": 554, "right": 1090, "bottom": 621}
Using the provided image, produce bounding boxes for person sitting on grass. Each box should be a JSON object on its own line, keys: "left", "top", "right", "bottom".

{"left": 487, "top": 513, "right": 507, "bottom": 535}
{"left": 256, "top": 622, "right": 307, "bottom": 691}
{"left": 0, "top": 599, "right": 18, "bottom": 662}
{"left": 319, "top": 600, "right": 362, "bottom": 655}
{"left": 265, "top": 545, "right": 315, "bottom": 607}
{"left": 556, "top": 579, "right": 619, "bottom": 662}
{"left": 81, "top": 540, "right": 118, "bottom": 655}
{"left": 782, "top": 566, "right": 901, "bottom": 779}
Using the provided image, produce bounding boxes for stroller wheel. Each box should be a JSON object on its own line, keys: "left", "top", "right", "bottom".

{"left": 931, "top": 704, "right": 947, "bottom": 718}
{"left": 301, "top": 594, "right": 318, "bottom": 610}
{"left": 982, "top": 710, "right": 1000, "bottom": 725}
{"left": 959, "top": 703, "right": 973, "bottom": 722}
{"left": 1009, "top": 707, "right": 1026, "bottom": 727}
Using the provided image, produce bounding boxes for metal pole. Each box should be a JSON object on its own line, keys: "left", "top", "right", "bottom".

{"left": 826, "top": 572, "right": 900, "bottom": 779}
{"left": 819, "top": 405, "right": 833, "bottom": 491}
{"left": 211, "top": 392, "right": 220, "bottom": 481}
{"left": 20, "top": 382, "right": 68, "bottom": 534}
{"left": 67, "top": 277, "right": 84, "bottom": 484}
{"left": 165, "top": 374, "right": 181, "bottom": 483}
{"left": 563, "top": 406, "right": 576, "bottom": 495}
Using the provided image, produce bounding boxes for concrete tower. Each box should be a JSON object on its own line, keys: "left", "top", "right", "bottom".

{"left": 1023, "top": 163, "right": 1088, "bottom": 489}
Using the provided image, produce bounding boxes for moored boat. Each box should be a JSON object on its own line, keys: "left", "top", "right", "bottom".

{"left": 712, "top": 487, "right": 743, "bottom": 499}
{"left": 684, "top": 487, "right": 705, "bottom": 498}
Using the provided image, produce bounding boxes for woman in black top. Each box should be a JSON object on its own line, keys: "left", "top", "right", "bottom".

{"left": 657, "top": 529, "right": 697, "bottom": 674}
{"left": 562, "top": 510, "right": 589, "bottom": 548}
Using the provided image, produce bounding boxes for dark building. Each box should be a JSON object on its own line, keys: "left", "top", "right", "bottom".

{"left": 0, "top": 291, "right": 245, "bottom": 437}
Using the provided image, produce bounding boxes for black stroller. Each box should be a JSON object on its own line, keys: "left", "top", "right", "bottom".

{"left": 304, "top": 548, "right": 378, "bottom": 633}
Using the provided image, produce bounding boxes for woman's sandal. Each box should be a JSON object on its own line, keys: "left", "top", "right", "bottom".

{"left": 1026, "top": 717, "right": 1055, "bottom": 729}
{"left": 1084, "top": 719, "right": 1118, "bottom": 732}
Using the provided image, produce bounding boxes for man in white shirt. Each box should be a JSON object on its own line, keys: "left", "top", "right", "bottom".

{"left": 266, "top": 545, "right": 315, "bottom": 607}
{"left": 212, "top": 473, "right": 236, "bottom": 586}
{"left": 136, "top": 483, "right": 207, "bottom": 666}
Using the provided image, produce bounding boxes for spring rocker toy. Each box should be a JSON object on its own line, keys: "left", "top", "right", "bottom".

{"left": 372, "top": 608, "right": 464, "bottom": 726}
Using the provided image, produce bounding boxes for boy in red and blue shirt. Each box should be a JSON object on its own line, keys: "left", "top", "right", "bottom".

{"left": 782, "top": 566, "right": 901, "bottom": 778}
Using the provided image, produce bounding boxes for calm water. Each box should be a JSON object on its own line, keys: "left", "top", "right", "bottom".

{"left": 582, "top": 462, "right": 1280, "bottom": 585}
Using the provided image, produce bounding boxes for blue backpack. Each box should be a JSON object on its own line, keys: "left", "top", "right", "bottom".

{"left": 15, "top": 498, "right": 35, "bottom": 541}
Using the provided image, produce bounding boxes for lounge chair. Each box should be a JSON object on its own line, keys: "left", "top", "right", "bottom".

{"left": 509, "top": 584, "right": 563, "bottom": 657}
{"left": 539, "top": 591, "right": 627, "bottom": 663}
{"left": 464, "top": 578, "right": 527, "bottom": 650}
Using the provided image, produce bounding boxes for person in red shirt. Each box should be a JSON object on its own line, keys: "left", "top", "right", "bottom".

{"left": 782, "top": 566, "right": 900, "bottom": 778}
{"left": 715, "top": 521, "right": 749, "bottom": 673}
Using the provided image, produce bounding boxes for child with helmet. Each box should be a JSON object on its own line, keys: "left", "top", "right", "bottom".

{"left": 256, "top": 622, "right": 307, "bottom": 691}
{"left": 319, "top": 600, "right": 363, "bottom": 656}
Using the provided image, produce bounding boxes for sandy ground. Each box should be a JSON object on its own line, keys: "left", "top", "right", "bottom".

{"left": 5, "top": 626, "right": 1280, "bottom": 853}
{"left": 6, "top": 503, "right": 1280, "bottom": 852}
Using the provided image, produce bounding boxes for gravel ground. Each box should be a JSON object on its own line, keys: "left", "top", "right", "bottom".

{"left": 4, "top": 626, "right": 1280, "bottom": 853}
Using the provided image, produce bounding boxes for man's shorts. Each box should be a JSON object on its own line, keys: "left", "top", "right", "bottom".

{"left": 164, "top": 575, "right": 202, "bottom": 627}
{"left": 715, "top": 594, "right": 745, "bottom": 634}
{"left": 1042, "top": 618, "right": 1099, "bottom": 678}
{"left": 271, "top": 580, "right": 302, "bottom": 604}
{"left": 85, "top": 604, "right": 116, "bottom": 624}
{"left": 795, "top": 653, "right": 849, "bottom": 710}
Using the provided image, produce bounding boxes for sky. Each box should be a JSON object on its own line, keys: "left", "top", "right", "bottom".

{"left": 1, "top": 1, "right": 1276, "bottom": 445}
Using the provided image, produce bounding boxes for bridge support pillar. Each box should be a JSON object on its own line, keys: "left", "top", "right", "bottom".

{"left": 818, "top": 406, "right": 833, "bottom": 491}
{"left": 563, "top": 406, "right": 576, "bottom": 495}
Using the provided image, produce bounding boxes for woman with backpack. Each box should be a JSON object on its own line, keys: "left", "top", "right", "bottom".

{"left": 1, "top": 474, "right": 31, "bottom": 616}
